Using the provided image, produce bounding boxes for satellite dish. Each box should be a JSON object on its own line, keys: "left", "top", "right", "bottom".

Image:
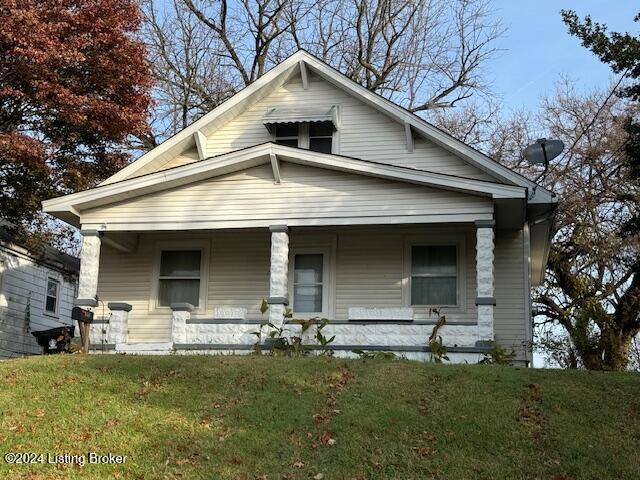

{"left": 524, "top": 138, "right": 564, "bottom": 165}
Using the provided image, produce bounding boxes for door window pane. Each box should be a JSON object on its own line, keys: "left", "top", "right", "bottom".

{"left": 294, "top": 254, "right": 323, "bottom": 283}
{"left": 293, "top": 254, "right": 324, "bottom": 313}
{"left": 294, "top": 285, "right": 323, "bottom": 313}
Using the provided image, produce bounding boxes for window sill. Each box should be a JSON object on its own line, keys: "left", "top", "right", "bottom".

{"left": 151, "top": 306, "right": 205, "bottom": 315}
{"left": 290, "top": 312, "right": 329, "bottom": 320}
{"left": 409, "top": 305, "right": 466, "bottom": 315}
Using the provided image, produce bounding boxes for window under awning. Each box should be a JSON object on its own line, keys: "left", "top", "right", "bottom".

{"left": 263, "top": 105, "right": 339, "bottom": 133}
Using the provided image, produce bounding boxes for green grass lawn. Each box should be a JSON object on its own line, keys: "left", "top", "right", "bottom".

{"left": 1, "top": 355, "right": 639, "bottom": 480}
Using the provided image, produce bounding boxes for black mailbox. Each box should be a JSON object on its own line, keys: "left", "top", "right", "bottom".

{"left": 72, "top": 306, "right": 94, "bottom": 324}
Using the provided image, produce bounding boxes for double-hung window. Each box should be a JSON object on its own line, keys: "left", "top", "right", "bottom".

{"left": 273, "top": 121, "right": 335, "bottom": 153}
{"left": 308, "top": 122, "right": 333, "bottom": 153}
{"left": 45, "top": 277, "right": 59, "bottom": 314}
{"left": 292, "top": 253, "right": 325, "bottom": 314}
{"left": 274, "top": 123, "right": 299, "bottom": 148}
{"left": 158, "top": 250, "right": 202, "bottom": 307}
{"left": 410, "top": 245, "right": 458, "bottom": 306}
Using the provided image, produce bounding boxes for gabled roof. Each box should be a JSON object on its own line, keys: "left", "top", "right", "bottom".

{"left": 100, "top": 50, "right": 554, "bottom": 204}
{"left": 0, "top": 225, "right": 79, "bottom": 274}
{"left": 43, "top": 143, "right": 527, "bottom": 227}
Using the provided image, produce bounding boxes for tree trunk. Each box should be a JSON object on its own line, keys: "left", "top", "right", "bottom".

{"left": 602, "top": 331, "right": 633, "bottom": 371}
{"left": 570, "top": 328, "right": 634, "bottom": 371}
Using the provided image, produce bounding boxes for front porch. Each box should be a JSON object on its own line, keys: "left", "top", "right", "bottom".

{"left": 76, "top": 222, "right": 508, "bottom": 362}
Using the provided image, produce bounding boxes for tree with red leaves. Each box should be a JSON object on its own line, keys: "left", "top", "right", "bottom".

{"left": 0, "top": 0, "right": 152, "bottom": 246}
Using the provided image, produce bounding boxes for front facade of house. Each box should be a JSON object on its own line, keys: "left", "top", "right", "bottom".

{"left": 43, "top": 51, "right": 556, "bottom": 365}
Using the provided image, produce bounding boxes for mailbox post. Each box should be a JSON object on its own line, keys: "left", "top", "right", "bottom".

{"left": 72, "top": 306, "right": 94, "bottom": 353}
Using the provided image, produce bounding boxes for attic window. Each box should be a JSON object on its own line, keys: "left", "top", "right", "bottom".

{"left": 264, "top": 106, "right": 339, "bottom": 154}
{"left": 309, "top": 122, "right": 333, "bottom": 154}
{"left": 274, "top": 123, "right": 299, "bottom": 148}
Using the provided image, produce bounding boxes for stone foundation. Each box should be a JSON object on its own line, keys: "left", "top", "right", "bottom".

{"left": 168, "top": 302, "right": 485, "bottom": 362}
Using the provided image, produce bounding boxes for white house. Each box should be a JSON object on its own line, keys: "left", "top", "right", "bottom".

{"left": 42, "top": 51, "right": 556, "bottom": 364}
{"left": 0, "top": 229, "right": 79, "bottom": 358}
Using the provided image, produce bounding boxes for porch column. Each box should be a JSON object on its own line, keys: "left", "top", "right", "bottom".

{"left": 475, "top": 220, "right": 496, "bottom": 341}
{"left": 107, "top": 302, "right": 131, "bottom": 345}
{"left": 268, "top": 225, "right": 289, "bottom": 327}
{"left": 76, "top": 231, "right": 102, "bottom": 307}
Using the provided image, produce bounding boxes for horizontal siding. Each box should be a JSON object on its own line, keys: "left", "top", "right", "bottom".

{"left": 494, "top": 229, "right": 528, "bottom": 360}
{"left": 0, "top": 247, "right": 77, "bottom": 358}
{"left": 97, "top": 238, "right": 163, "bottom": 342}
{"left": 155, "top": 148, "right": 200, "bottom": 172}
{"left": 208, "top": 231, "right": 270, "bottom": 320}
{"left": 81, "top": 163, "right": 492, "bottom": 229}
{"left": 335, "top": 231, "right": 404, "bottom": 318}
{"left": 148, "top": 74, "right": 495, "bottom": 181}
{"left": 96, "top": 226, "right": 527, "bottom": 353}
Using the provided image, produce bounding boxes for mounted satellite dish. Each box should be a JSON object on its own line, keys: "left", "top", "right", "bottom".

{"left": 523, "top": 138, "right": 564, "bottom": 166}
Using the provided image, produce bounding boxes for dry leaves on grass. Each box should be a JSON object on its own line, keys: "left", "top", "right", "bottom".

{"left": 5, "top": 371, "right": 17, "bottom": 385}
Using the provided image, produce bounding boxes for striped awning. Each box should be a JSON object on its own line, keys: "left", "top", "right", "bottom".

{"left": 263, "top": 105, "right": 339, "bottom": 132}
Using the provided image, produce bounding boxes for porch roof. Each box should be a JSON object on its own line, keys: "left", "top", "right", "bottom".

{"left": 43, "top": 142, "right": 528, "bottom": 228}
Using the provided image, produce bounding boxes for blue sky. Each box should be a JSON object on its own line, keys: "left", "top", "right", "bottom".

{"left": 490, "top": 0, "right": 638, "bottom": 112}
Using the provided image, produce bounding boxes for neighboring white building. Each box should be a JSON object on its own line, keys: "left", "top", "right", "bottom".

{"left": 0, "top": 230, "right": 79, "bottom": 358}
{"left": 43, "top": 51, "right": 556, "bottom": 365}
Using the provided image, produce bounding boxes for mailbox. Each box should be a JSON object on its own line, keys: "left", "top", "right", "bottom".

{"left": 72, "top": 306, "right": 94, "bottom": 324}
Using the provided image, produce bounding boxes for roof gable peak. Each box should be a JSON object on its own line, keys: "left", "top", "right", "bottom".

{"left": 100, "top": 49, "right": 553, "bottom": 203}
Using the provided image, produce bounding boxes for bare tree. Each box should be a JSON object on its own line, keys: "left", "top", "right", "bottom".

{"left": 435, "top": 80, "right": 640, "bottom": 370}
{"left": 141, "top": 0, "right": 238, "bottom": 141}
{"left": 141, "top": 0, "right": 503, "bottom": 140}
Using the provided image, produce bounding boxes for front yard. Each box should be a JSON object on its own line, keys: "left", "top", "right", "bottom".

{"left": 1, "top": 355, "right": 639, "bottom": 479}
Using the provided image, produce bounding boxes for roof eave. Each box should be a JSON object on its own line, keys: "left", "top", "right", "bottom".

{"left": 43, "top": 143, "right": 528, "bottom": 225}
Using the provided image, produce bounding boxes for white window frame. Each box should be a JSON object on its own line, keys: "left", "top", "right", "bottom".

{"left": 44, "top": 275, "right": 61, "bottom": 317}
{"left": 403, "top": 234, "right": 466, "bottom": 311}
{"left": 150, "top": 240, "right": 210, "bottom": 313}
{"left": 288, "top": 246, "right": 334, "bottom": 319}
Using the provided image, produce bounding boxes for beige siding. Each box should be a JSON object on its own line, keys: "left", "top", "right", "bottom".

{"left": 96, "top": 226, "right": 528, "bottom": 355}
{"left": 208, "top": 231, "right": 270, "bottom": 320}
{"left": 159, "top": 148, "right": 200, "bottom": 172}
{"left": 146, "top": 74, "right": 494, "bottom": 181}
{"left": 335, "top": 231, "right": 403, "bottom": 318}
{"left": 81, "top": 163, "right": 492, "bottom": 230}
{"left": 494, "top": 229, "right": 530, "bottom": 361}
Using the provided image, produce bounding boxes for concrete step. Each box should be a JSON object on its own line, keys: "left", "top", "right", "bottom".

{"left": 115, "top": 342, "right": 173, "bottom": 355}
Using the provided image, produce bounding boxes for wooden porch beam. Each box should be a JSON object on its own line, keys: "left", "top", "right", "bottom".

{"left": 404, "top": 122, "right": 414, "bottom": 153}
{"left": 270, "top": 153, "right": 281, "bottom": 184}
{"left": 194, "top": 131, "right": 207, "bottom": 160}
{"left": 299, "top": 60, "right": 309, "bottom": 90}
